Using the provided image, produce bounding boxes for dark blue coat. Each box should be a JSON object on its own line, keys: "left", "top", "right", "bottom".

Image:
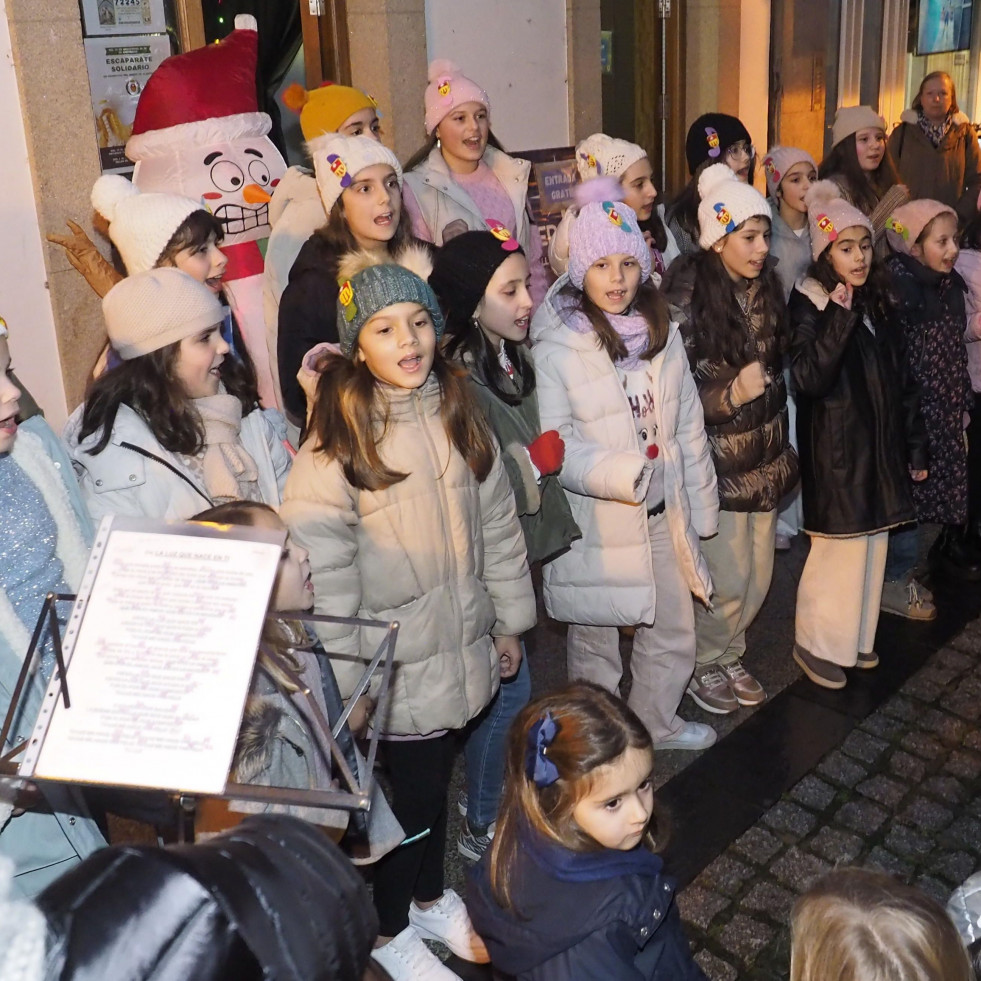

{"left": 466, "top": 829, "right": 706, "bottom": 981}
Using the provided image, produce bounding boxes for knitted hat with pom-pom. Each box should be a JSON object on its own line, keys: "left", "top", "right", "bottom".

{"left": 804, "top": 180, "right": 872, "bottom": 259}
{"left": 885, "top": 199, "right": 957, "bottom": 255}
{"left": 282, "top": 81, "right": 377, "bottom": 143}
{"left": 335, "top": 245, "right": 443, "bottom": 358}
{"left": 91, "top": 175, "right": 204, "bottom": 275}
{"left": 761, "top": 146, "right": 818, "bottom": 200}
{"left": 424, "top": 60, "right": 490, "bottom": 135}
{"left": 696, "top": 163, "right": 771, "bottom": 249}
{"left": 568, "top": 181, "right": 651, "bottom": 289}
{"left": 575, "top": 133, "right": 648, "bottom": 181}
{"left": 103, "top": 267, "right": 224, "bottom": 359}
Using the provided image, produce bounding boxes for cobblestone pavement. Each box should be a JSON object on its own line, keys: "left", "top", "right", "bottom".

{"left": 681, "top": 614, "right": 981, "bottom": 980}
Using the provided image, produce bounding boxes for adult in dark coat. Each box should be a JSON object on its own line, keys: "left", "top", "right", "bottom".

{"left": 467, "top": 826, "right": 706, "bottom": 981}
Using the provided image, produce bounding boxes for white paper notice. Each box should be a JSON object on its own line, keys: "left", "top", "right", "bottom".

{"left": 32, "top": 524, "right": 283, "bottom": 794}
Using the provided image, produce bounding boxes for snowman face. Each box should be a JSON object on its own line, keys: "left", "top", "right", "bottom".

{"left": 132, "top": 134, "right": 287, "bottom": 246}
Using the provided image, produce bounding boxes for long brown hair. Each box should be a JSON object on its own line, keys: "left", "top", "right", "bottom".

{"left": 558, "top": 278, "right": 669, "bottom": 364}
{"left": 790, "top": 868, "right": 973, "bottom": 981}
{"left": 310, "top": 348, "right": 496, "bottom": 490}
{"left": 488, "top": 683, "right": 659, "bottom": 912}
{"left": 818, "top": 136, "right": 902, "bottom": 215}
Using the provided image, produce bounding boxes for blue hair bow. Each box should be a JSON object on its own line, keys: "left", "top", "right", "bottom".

{"left": 525, "top": 711, "right": 560, "bottom": 787}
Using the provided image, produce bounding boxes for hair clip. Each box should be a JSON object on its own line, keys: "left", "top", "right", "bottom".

{"left": 525, "top": 711, "right": 560, "bottom": 787}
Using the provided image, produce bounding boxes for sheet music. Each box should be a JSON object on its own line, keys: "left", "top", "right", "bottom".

{"left": 28, "top": 518, "right": 283, "bottom": 794}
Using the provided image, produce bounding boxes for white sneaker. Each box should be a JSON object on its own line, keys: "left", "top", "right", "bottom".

{"left": 654, "top": 720, "right": 717, "bottom": 752}
{"left": 370, "top": 926, "right": 462, "bottom": 980}
{"left": 408, "top": 888, "right": 490, "bottom": 964}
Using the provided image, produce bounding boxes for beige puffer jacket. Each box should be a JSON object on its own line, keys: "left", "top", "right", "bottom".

{"left": 280, "top": 374, "right": 536, "bottom": 737}
{"left": 531, "top": 279, "right": 718, "bottom": 627}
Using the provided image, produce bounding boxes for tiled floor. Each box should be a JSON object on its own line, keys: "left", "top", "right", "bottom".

{"left": 438, "top": 532, "right": 981, "bottom": 978}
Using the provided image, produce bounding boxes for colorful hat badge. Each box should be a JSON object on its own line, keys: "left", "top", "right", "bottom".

{"left": 713, "top": 202, "right": 735, "bottom": 233}
{"left": 579, "top": 151, "right": 601, "bottom": 174}
{"left": 886, "top": 215, "right": 909, "bottom": 241}
{"left": 763, "top": 157, "right": 779, "bottom": 182}
{"left": 326, "top": 153, "right": 352, "bottom": 188}
{"left": 705, "top": 127, "right": 721, "bottom": 158}
{"left": 816, "top": 214, "right": 838, "bottom": 241}
{"left": 338, "top": 278, "right": 357, "bottom": 321}
{"left": 437, "top": 76, "right": 452, "bottom": 101}
{"left": 488, "top": 219, "right": 519, "bottom": 251}
{"left": 603, "top": 201, "right": 626, "bottom": 228}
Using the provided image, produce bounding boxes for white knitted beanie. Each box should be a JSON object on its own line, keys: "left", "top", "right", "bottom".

{"left": 831, "top": 105, "right": 887, "bottom": 148}
{"left": 103, "top": 267, "right": 224, "bottom": 359}
{"left": 311, "top": 133, "right": 403, "bottom": 217}
{"left": 697, "top": 163, "right": 771, "bottom": 249}
{"left": 575, "top": 133, "right": 648, "bottom": 181}
{"left": 91, "top": 175, "right": 204, "bottom": 274}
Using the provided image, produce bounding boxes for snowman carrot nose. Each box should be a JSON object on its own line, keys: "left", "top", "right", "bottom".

{"left": 243, "top": 183, "right": 272, "bottom": 204}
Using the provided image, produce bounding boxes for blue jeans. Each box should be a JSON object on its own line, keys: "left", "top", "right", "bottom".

{"left": 884, "top": 524, "right": 920, "bottom": 582}
{"left": 463, "top": 651, "right": 531, "bottom": 830}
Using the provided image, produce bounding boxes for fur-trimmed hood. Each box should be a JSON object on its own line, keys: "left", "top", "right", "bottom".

{"left": 900, "top": 108, "right": 971, "bottom": 127}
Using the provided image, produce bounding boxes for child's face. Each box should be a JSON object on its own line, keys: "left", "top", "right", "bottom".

{"left": 0, "top": 337, "right": 22, "bottom": 454}
{"left": 717, "top": 216, "right": 770, "bottom": 281}
{"left": 248, "top": 510, "right": 314, "bottom": 612}
{"left": 172, "top": 235, "right": 227, "bottom": 295}
{"left": 356, "top": 301, "right": 437, "bottom": 389}
{"left": 829, "top": 226, "right": 873, "bottom": 287}
{"left": 854, "top": 128, "right": 886, "bottom": 172}
{"left": 778, "top": 162, "right": 817, "bottom": 216}
{"left": 342, "top": 164, "right": 402, "bottom": 250}
{"left": 337, "top": 107, "right": 382, "bottom": 141}
{"left": 474, "top": 253, "right": 532, "bottom": 347}
{"left": 175, "top": 324, "right": 230, "bottom": 399}
{"left": 619, "top": 157, "right": 657, "bottom": 222}
{"left": 725, "top": 140, "right": 754, "bottom": 182}
{"left": 583, "top": 253, "right": 642, "bottom": 315}
{"left": 913, "top": 213, "right": 959, "bottom": 274}
{"left": 572, "top": 745, "right": 654, "bottom": 851}
{"left": 436, "top": 101, "right": 490, "bottom": 173}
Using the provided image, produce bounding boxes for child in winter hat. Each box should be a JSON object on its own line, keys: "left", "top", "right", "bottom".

{"left": 311, "top": 133, "right": 403, "bottom": 217}
{"left": 831, "top": 106, "right": 887, "bottom": 148}
{"left": 697, "top": 163, "right": 772, "bottom": 249}
{"left": 424, "top": 60, "right": 490, "bottom": 135}
{"left": 91, "top": 175, "right": 207, "bottom": 275}
{"left": 282, "top": 81, "right": 379, "bottom": 144}
{"left": 885, "top": 199, "right": 958, "bottom": 255}
{"left": 335, "top": 246, "right": 444, "bottom": 358}
{"left": 102, "top": 266, "right": 224, "bottom": 359}
{"left": 805, "top": 180, "right": 873, "bottom": 259}
{"left": 575, "top": 133, "right": 648, "bottom": 181}
{"left": 686, "top": 113, "right": 753, "bottom": 175}
{"left": 762, "top": 147, "right": 818, "bottom": 200}
{"left": 568, "top": 195, "right": 652, "bottom": 288}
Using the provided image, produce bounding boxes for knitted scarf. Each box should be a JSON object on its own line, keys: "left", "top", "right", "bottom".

{"left": 917, "top": 109, "right": 954, "bottom": 148}
{"left": 194, "top": 393, "right": 259, "bottom": 504}
{"left": 566, "top": 307, "right": 652, "bottom": 371}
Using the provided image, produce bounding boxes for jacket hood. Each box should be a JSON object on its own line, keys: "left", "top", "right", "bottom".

{"left": 796, "top": 276, "right": 831, "bottom": 311}
{"left": 900, "top": 107, "right": 971, "bottom": 126}
{"left": 268, "top": 165, "right": 317, "bottom": 227}
{"left": 530, "top": 274, "right": 598, "bottom": 350}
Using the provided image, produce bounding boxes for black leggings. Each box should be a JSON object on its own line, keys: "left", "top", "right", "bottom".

{"left": 373, "top": 734, "right": 457, "bottom": 937}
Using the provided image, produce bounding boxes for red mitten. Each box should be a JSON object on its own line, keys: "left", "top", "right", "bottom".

{"left": 527, "top": 430, "right": 565, "bottom": 475}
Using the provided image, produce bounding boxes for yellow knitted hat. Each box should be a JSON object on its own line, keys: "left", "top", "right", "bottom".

{"left": 282, "top": 81, "right": 377, "bottom": 142}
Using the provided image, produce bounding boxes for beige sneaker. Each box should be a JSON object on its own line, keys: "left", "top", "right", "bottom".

{"left": 686, "top": 667, "right": 738, "bottom": 714}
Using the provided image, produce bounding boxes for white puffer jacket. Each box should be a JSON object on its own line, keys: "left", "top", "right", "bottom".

{"left": 531, "top": 278, "right": 718, "bottom": 626}
{"left": 280, "top": 375, "right": 536, "bottom": 737}
{"left": 65, "top": 403, "right": 292, "bottom": 522}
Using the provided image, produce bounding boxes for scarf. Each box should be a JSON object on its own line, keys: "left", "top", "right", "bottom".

{"left": 194, "top": 393, "right": 259, "bottom": 504}
{"left": 566, "top": 306, "right": 652, "bottom": 371}
{"left": 917, "top": 109, "right": 954, "bottom": 149}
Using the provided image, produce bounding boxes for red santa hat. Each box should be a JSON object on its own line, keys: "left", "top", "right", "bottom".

{"left": 126, "top": 14, "right": 270, "bottom": 162}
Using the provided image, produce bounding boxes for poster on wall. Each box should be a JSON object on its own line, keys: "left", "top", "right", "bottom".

{"left": 84, "top": 34, "right": 171, "bottom": 174}
{"left": 916, "top": 0, "right": 973, "bottom": 54}
{"left": 80, "top": 0, "right": 168, "bottom": 37}
{"left": 514, "top": 146, "right": 577, "bottom": 287}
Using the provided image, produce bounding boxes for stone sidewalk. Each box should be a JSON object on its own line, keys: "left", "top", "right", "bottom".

{"left": 680, "top": 615, "right": 981, "bottom": 980}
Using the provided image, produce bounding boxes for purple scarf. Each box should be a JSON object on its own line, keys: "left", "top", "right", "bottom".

{"left": 566, "top": 307, "right": 652, "bottom": 371}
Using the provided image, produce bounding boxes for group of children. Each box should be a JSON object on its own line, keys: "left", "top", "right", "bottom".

{"left": 3, "top": 57, "right": 980, "bottom": 980}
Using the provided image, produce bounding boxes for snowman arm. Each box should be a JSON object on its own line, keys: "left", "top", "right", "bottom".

{"left": 46, "top": 221, "right": 122, "bottom": 299}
